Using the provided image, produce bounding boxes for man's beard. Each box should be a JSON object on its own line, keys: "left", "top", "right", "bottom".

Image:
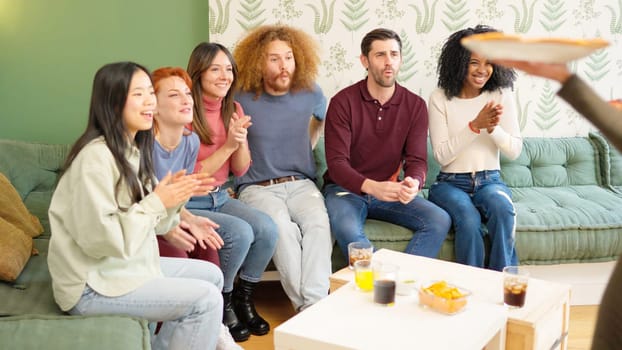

{"left": 267, "top": 80, "right": 290, "bottom": 93}
{"left": 371, "top": 69, "right": 396, "bottom": 88}
{"left": 265, "top": 72, "right": 293, "bottom": 93}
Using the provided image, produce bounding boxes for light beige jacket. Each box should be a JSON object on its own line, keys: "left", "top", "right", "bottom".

{"left": 48, "top": 137, "right": 180, "bottom": 311}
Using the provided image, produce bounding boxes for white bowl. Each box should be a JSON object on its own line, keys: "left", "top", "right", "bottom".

{"left": 396, "top": 278, "right": 417, "bottom": 296}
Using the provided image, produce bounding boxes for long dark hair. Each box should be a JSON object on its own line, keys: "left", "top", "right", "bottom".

{"left": 187, "top": 42, "right": 238, "bottom": 145}
{"left": 62, "top": 62, "right": 156, "bottom": 205}
{"left": 437, "top": 25, "right": 516, "bottom": 99}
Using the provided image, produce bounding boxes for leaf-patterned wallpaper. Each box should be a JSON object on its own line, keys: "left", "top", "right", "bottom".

{"left": 209, "top": 0, "right": 622, "bottom": 137}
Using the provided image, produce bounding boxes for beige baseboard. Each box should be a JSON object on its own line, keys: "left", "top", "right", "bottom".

{"left": 523, "top": 261, "right": 616, "bottom": 306}
{"left": 261, "top": 270, "right": 281, "bottom": 282}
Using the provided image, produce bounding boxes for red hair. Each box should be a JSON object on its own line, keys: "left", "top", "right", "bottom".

{"left": 152, "top": 66, "right": 192, "bottom": 93}
{"left": 151, "top": 67, "right": 193, "bottom": 134}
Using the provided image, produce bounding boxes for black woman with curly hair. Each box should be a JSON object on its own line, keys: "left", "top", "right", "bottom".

{"left": 427, "top": 25, "right": 523, "bottom": 271}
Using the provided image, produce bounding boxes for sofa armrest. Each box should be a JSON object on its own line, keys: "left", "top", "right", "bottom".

{"left": 0, "top": 314, "right": 151, "bottom": 350}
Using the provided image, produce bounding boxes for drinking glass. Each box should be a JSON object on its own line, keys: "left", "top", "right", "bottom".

{"left": 373, "top": 263, "right": 398, "bottom": 306}
{"left": 353, "top": 259, "right": 374, "bottom": 292}
{"left": 503, "top": 266, "right": 529, "bottom": 308}
{"left": 348, "top": 241, "right": 373, "bottom": 269}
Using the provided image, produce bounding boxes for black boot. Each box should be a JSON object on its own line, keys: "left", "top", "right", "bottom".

{"left": 233, "top": 279, "right": 270, "bottom": 335}
{"left": 222, "top": 291, "right": 250, "bottom": 342}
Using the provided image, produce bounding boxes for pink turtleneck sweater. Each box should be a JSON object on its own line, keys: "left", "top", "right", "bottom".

{"left": 190, "top": 98, "right": 250, "bottom": 185}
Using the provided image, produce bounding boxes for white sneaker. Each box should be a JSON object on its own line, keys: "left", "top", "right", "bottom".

{"left": 216, "top": 324, "right": 244, "bottom": 350}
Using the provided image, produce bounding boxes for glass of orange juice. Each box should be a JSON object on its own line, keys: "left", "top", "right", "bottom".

{"left": 354, "top": 259, "right": 375, "bottom": 292}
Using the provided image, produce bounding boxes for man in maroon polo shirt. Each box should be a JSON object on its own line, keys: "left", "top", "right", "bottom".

{"left": 322, "top": 28, "right": 451, "bottom": 259}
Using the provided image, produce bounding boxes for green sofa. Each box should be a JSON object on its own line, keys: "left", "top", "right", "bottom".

{"left": 0, "top": 140, "right": 151, "bottom": 349}
{"left": 320, "top": 133, "right": 622, "bottom": 268}
{"left": 2, "top": 133, "right": 622, "bottom": 344}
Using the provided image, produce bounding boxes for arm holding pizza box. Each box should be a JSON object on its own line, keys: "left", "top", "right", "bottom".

{"left": 491, "top": 58, "right": 622, "bottom": 350}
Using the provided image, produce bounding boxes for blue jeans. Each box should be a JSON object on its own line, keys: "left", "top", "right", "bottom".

{"left": 323, "top": 184, "right": 450, "bottom": 259}
{"left": 69, "top": 257, "right": 223, "bottom": 350}
{"left": 428, "top": 170, "right": 518, "bottom": 271}
{"left": 186, "top": 188, "right": 278, "bottom": 293}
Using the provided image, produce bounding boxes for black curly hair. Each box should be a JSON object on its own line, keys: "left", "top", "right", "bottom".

{"left": 437, "top": 25, "right": 516, "bottom": 99}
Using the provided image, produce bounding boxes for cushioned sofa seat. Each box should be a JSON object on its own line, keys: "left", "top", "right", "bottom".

{"left": 511, "top": 186, "right": 622, "bottom": 264}
{"left": 0, "top": 239, "right": 60, "bottom": 316}
{"left": 500, "top": 137, "right": 622, "bottom": 264}
{"left": 512, "top": 186, "right": 622, "bottom": 230}
{"left": 0, "top": 139, "right": 151, "bottom": 349}
{"left": 0, "top": 314, "right": 150, "bottom": 350}
{"left": 0, "top": 140, "right": 66, "bottom": 315}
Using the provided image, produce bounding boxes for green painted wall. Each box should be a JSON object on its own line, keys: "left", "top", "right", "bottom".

{"left": 0, "top": 0, "right": 209, "bottom": 143}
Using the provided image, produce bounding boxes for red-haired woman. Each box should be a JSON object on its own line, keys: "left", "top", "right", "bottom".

{"left": 151, "top": 66, "right": 242, "bottom": 350}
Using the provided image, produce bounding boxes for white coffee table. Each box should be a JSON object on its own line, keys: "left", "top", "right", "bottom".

{"left": 328, "top": 249, "right": 571, "bottom": 350}
{"left": 274, "top": 251, "right": 508, "bottom": 349}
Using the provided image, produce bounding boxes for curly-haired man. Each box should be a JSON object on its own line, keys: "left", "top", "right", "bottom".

{"left": 232, "top": 24, "right": 331, "bottom": 312}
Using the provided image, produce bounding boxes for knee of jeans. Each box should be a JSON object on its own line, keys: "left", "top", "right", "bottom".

{"left": 255, "top": 220, "right": 279, "bottom": 242}
{"left": 488, "top": 206, "right": 516, "bottom": 221}
{"left": 191, "top": 284, "right": 223, "bottom": 316}
{"left": 453, "top": 213, "right": 481, "bottom": 232}
{"left": 225, "top": 223, "right": 254, "bottom": 248}
{"left": 491, "top": 196, "right": 516, "bottom": 216}
{"left": 432, "top": 209, "right": 452, "bottom": 232}
{"left": 331, "top": 220, "right": 360, "bottom": 244}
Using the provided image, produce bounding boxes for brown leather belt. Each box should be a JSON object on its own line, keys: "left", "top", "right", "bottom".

{"left": 254, "top": 175, "right": 304, "bottom": 186}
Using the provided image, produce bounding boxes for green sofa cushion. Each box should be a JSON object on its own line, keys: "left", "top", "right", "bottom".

{"left": 501, "top": 137, "right": 602, "bottom": 187}
{"left": 0, "top": 140, "right": 70, "bottom": 239}
{"left": 0, "top": 239, "right": 61, "bottom": 316}
{"left": 511, "top": 186, "right": 622, "bottom": 264}
{"left": 590, "top": 131, "right": 622, "bottom": 192}
{"left": 609, "top": 144, "right": 622, "bottom": 188}
{"left": 0, "top": 314, "right": 151, "bottom": 350}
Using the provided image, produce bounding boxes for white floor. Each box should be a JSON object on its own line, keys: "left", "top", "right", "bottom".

{"left": 523, "top": 261, "right": 616, "bottom": 305}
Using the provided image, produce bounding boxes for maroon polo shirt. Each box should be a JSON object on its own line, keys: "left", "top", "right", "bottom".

{"left": 323, "top": 78, "right": 428, "bottom": 195}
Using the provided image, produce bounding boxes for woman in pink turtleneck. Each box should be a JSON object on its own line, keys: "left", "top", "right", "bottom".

{"left": 185, "top": 42, "right": 278, "bottom": 343}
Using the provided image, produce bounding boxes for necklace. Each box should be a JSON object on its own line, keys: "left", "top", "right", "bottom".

{"left": 156, "top": 136, "right": 181, "bottom": 152}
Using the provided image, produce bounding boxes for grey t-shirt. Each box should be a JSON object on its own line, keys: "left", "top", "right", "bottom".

{"left": 152, "top": 131, "right": 199, "bottom": 180}
{"left": 234, "top": 84, "right": 326, "bottom": 191}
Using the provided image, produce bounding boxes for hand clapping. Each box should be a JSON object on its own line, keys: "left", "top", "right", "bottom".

{"left": 225, "top": 112, "right": 252, "bottom": 150}
{"left": 472, "top": 101, "right": 503, "bottom": 133}
{"left": 154, "top": 170, "right": 202, "bottom": 208}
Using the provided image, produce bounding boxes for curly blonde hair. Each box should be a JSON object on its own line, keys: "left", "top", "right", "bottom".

{"left": 233, "top": 24, "right": 320, "bottom": 96}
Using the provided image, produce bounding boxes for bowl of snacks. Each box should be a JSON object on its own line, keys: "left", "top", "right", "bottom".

{"left": 418, "top": 280, "right": 471, "bottom": 315}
